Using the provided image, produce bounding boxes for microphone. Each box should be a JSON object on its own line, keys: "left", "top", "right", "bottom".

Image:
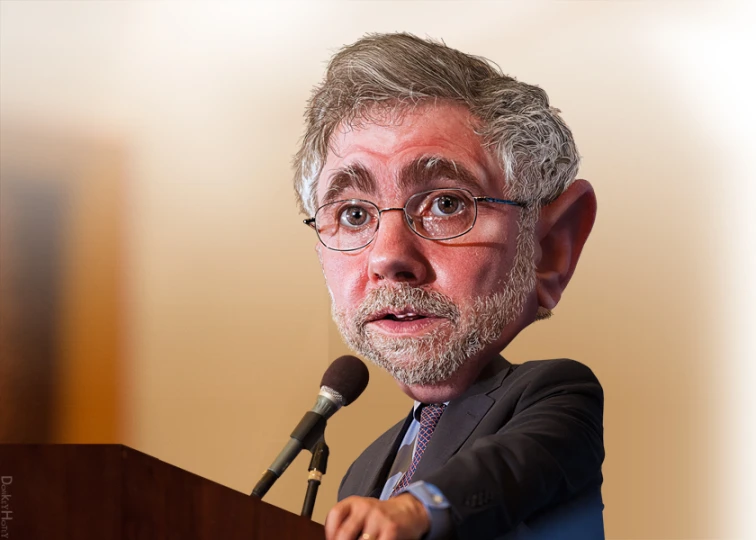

{"left": 251, "top": 355, "right": 369, "bottom": 498}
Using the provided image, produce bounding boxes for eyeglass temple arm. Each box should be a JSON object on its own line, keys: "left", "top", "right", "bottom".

{"left": 474, "top": 197, "right": 528, "bottom": 208}
{"left": 303, "top": 218, "right": 316, "bottom": 228}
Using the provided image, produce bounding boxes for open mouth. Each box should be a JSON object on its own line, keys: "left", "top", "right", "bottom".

{"left": 367, "top": 308, "right": 431, "bottom": 323}
{"left": 364, "top": 308, "right": 446, "bottom": 335}
{"left": 380, "top": 312, "right": 426, "bottom": 322}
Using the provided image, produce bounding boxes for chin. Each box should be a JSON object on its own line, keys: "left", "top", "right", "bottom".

{"left": 358, "top": 341, "right": 469, "bottom": 387}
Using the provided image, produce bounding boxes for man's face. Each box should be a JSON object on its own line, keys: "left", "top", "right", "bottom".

{"left": 315, "top": 102, "right": 536, "bottom": 388}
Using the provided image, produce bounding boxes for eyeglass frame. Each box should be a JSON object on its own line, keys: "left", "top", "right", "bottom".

{"left": 303, "top": 187, "right": 528, "bottom": 252}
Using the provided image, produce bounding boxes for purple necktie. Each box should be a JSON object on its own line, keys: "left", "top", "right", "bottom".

{"left": 391, "top": 403, "right": 446, "bottom": 496}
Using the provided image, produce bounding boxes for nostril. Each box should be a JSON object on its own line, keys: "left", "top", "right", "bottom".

{"left": 371, "top": 270, "right": 417, "bottom": 282}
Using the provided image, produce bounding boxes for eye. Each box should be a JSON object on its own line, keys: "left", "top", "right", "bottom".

{"left": 431, "top": 194, "right": 464, "bottom": 216}
{"left": 339, "top": 204, "right": 371, "bottom": 227}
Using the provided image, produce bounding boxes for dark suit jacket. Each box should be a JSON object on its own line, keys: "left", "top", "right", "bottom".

{"left": 338, "top": 357, "right": 605, "bottom": 539}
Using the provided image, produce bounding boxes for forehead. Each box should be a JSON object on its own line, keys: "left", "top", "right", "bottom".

{"left": 316, "top": 102, "right": 503, "bottom": 204}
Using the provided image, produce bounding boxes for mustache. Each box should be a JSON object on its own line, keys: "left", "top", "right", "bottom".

{"left": 354, "top": 284, "right": 461, "bottom": 329}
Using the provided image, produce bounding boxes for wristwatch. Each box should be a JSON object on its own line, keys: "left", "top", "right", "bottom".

{"left": 397, "top": 481, "right": 451, "bottom": 540}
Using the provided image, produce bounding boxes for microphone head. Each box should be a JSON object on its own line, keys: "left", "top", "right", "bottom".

{"left": 320, "top": 355, "right": 369, "bottom": 406}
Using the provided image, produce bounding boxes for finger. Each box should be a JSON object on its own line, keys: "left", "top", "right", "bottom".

{"left": 333, "top": 511, "right": 367, "bottom": 540}
{"left": 373, "top": 521, "right": 400, "bottom": 540}
{"left": 333, "top": 501, "right": 374, "bottom": 540}
{"left": 324, "top": 501, "right": 352, "bottom": 540}
{"left": 361, "top": 508, "right": 396, "bottom": 540}
{"left": 359, "top": 514, "right": 386, "bottom": 540}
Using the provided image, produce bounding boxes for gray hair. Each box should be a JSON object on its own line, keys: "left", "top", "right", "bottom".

{"left": 293, "top": 32, "right": 580, "bottom": 216}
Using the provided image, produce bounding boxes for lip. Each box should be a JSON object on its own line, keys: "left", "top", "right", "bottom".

{"left": 365, "top": 307, "right": 434, "bottom": 323}
{"left": 365, "top": 312, "right": 447, "bottom": 336}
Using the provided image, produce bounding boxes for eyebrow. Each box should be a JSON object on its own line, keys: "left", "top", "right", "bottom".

{"left": 322, "top": 164, "right": 377, "bottom": 205}
{"left": 319, "top": 156, "right": 484, "bottom": 206}
{"left": 398, "top": 156, "right": 483, "bottom": 194}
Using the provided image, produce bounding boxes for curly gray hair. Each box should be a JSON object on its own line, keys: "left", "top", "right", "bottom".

{"left": 293, "top": 32, "right": 580, "bottom": 217}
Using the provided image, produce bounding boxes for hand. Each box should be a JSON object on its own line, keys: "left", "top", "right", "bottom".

{"left": 325, "top": 494, "right": 430, "bottom": 540}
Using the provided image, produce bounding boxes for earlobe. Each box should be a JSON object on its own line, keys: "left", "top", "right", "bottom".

{"left": 535, "top": 179, "right": 597, "bottom": 311}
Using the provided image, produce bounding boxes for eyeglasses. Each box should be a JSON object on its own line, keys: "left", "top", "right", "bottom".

{"left": 304, "top": 188, "right": 527, "bottom": 252}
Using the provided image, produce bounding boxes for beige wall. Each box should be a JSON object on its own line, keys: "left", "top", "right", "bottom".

{"left": 2, "top": 2, "right": 754, "bottom": 538}
{"left": 0, "top": 131, "right": 125, "bottom": 443}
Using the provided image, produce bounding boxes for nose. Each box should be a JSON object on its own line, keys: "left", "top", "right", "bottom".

{"left": 367, "top": 209, "right": 430, "bottom": 284}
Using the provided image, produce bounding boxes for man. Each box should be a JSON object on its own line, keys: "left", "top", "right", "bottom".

{"left": 295, "top": 33, "right": 602, "bottom": 540}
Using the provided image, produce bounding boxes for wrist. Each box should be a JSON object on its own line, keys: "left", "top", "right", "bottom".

{"left": 396, "top": 482, "right": 451, "bottom": 540}
{"left": 403, "top": 493, "right": 431, "bottom": 533}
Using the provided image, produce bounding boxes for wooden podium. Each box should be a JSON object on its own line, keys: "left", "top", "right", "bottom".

{"left": 0, "top": 444, "right": 324, "bottom": 539}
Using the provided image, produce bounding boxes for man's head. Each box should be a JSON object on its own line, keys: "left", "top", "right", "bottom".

{"left": 294, "top": 34, "right": 596, "bottom": 400}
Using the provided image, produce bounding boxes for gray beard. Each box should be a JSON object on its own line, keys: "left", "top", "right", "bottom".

{"left": 331, "top": 231, "right": 535, "bottom": 386}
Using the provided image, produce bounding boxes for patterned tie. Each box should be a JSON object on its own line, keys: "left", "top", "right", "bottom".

{"left": 391, "top": 403, "right": 446, "bottom": 496}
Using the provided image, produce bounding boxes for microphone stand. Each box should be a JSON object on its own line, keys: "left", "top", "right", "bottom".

{"left": 251, "top": 413, "right": 327, "bottom": 498}
{"left": 250, "top": 414, "right": 330, "bottom": 518}
{"left": 301, "top": 438, "right": 329, "bottom": 519}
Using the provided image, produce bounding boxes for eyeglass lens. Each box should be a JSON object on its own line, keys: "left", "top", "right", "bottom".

{"left": 315, "top": 189, "right": 476, "bottom": 251}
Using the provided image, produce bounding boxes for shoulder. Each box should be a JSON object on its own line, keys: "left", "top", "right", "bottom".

{"left": 468, "top": 358, "right": 603, "bottom": 424}
{"left": 500, "top": 358, "right": 603, "bottom": 399}
{"left": 509, "top": 358, "right": 600, "bottom": 382}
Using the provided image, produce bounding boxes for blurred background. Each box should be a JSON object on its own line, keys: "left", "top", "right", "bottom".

{"left": 1, "top": 1, "right": 754, "bottom": 538}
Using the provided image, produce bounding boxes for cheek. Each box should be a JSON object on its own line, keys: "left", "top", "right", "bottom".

{"left": 452, "top": 216, "right": 520, "bottom": 288}
{"left": 321, "top": 253, "right": 369, "bottom": 308}
{"left": 432, "top": 243, "right": 515, "bottom": 297}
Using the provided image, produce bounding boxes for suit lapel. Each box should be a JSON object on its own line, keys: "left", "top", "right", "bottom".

{"left": 358, "top": 412, "right": 413, "bottom": 498}
{"left": 412, "top": 393, "right": 493, "bottom": 480}
{"left": 413, "top": 356, "right": 513, "bottom": 481}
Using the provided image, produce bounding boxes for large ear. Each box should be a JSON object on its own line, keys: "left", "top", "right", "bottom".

{"left": 535, "top": 179, "right": 597, "bottom": 311}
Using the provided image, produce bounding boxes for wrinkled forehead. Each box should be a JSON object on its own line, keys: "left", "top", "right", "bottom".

{"left": 315, "top": 102, "right": 503, "bottom": 206}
